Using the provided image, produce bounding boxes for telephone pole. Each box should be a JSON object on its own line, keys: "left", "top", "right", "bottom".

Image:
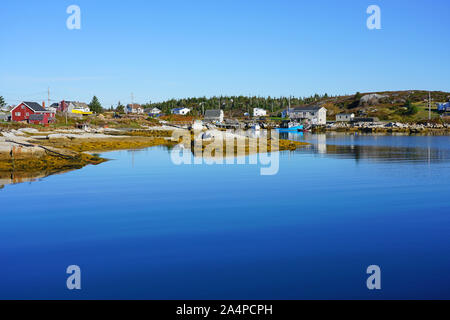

{"left": 131, "top": 92, "right": 134, "bottom": 114}
{"left": 428, "top": 92, "right": 432, "bottom": 121}
{"left": 47, "top": 87, "right": 50, "bottom": 109}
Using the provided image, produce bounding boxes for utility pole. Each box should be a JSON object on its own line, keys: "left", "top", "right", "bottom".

{"left": 47, "top": 87, "right": 50, "bottom": 109}
{"left": 428, "top": 91, "right": 432, "bottom": 121}
{"left": 131, "top": 92, "right": 134, "bottom": 114}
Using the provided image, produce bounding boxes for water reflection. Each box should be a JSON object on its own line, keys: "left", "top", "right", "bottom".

{"left": 1, "top": 133, "right": 449, "bottom": 189}
{"left": 0, "top": 169, "right": 75, "bottom": 189}
{"left": 280, "top": 132, "right": 450, "bottom": 163}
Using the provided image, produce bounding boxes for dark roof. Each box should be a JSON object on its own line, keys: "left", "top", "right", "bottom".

{"left": 29, "top": 114, "right": 44, "bottom": 121}
{"left": 23, "top": 102, "right": 46, "bottom": 112}
{"left": 204, "top": 109, "right": 222, "bottom": 118}
{"left": 291, "top": 105, "right": 324, "bottom": 112}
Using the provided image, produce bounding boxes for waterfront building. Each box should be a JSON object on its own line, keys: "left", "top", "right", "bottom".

{"left": 253, "top": 108, "right": 267, "bottom": 117}
{"left": 287, "top": 106, "right": 327, "bottom": 125}
{"left": 204, "top": 109, "right": 224, "bottom": 123}
{"left": 336, "top": 113, "right": 355, "bottom": 122}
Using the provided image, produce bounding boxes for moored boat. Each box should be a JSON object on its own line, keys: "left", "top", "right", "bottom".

{"left": 277, "top": 120, "right": 303, "bottom": 132}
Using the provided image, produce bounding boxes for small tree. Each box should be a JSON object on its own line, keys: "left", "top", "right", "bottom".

{"left": 89, "top": 96, "right": 103, "bottom": 114}
{"left": 0, "top": 96, "right": 6, "bottom": 107}
{"left": 405, "top": 100, "right": 418, "bottom": 115}
{"left": 116, "top": 101, "right": 125, "bottom": 113}
{"left": 354, "top": 92, "right": 362, "bottom": 101}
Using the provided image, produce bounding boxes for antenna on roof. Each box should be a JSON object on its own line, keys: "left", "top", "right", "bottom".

{"left": 47, "top": 87, "right": 50, "bottom": 110}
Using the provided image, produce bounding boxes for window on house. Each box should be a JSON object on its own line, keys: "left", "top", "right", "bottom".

{"left": 26, "top": 113, "right": 29, "bottom": 117}
{"left": 21, "top": 106, "right": 25, "bottom": 109}
{"left": 15, "top": 112, "right": 21, "bottom": 116}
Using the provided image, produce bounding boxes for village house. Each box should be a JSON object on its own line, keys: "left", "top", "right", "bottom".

{"left": 171, "top": 107, "right": 191, "bottom": 115}
{"left": 126, "top": 104, "right": 144, "bottom": 114}
{"left": 253, "top": 108, "right": 267, "bottom": 117}
{"left": 147, "top": 107, "right": 162, "bottom": 117}
{"left": 204, "top": 109, "right": 224, "bottom": 123}
{"left": 336, "top": 113, "right": 355, "bottom": 122}
{"left": 285, "top": 106, "right": 327, "bottom": 125}
{"left": 51, "top": 101, "right": 92, "bottom": 118}
{"left": 10, "top": 102, "right": 55, "bottom": 125}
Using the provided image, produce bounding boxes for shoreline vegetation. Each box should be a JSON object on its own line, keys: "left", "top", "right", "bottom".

{"left": 0, "top": 126, "right": 308, "bottom": 188}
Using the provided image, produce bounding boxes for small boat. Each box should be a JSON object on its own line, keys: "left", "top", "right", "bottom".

{"left": 250, "top": 124, "right": 261, "bottom": 131}
{"left": 277, "top": 120, "right": 303, "bottom": 132}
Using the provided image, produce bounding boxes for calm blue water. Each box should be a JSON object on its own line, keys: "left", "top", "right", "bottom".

{"left": 1, "top": 133, "right": 449, "bottom": 300}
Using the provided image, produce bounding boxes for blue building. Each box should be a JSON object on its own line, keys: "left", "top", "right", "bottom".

{"left": 437, "top": 102, "right": 450, "bottom": 112}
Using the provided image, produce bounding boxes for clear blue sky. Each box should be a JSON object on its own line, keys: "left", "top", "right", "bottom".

{"left": 1, "top": 0, "right": 449, "bottom": 107}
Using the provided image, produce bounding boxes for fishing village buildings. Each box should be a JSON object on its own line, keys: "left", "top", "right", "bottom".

{"left": 126, "top": 104, "right": 144, "bottom": 114}
{"left": 10, "top": 102, "right": 56, "bottom": 125}
{"left": 285, "top": 106, "right": 328, "bottom": 125}
{"left": 51, "top": 101, "right": 93, "bottom": 118}
{"left": 253, "top": 108, "right": 267, "bottom": 117}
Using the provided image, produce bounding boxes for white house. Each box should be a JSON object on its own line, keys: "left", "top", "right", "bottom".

{"left": 126, "top": 104, "right": 144, "bottom": 114}
{"left": 204, "top": 109, "right": 224, "bottom": 122}
{"left": 171, "top": 107, "right": 191, "bottom": 115}
{"left": 253, "top": 108, "right": 267, "bottom": 117}
{"left": 286, "top": 106, "right": 327, "bottom": 125}
{"left": 336, "top": 113, "right": 355, "bottom": 122}
{"left": 147, "top": 107, "right": 161, "bottom": 116}
{"left": 63, "top": 101, "right": 92, "bottom": 118}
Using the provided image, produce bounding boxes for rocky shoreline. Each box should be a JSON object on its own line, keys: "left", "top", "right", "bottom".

{"left": 316, "top": 121, "right": 450, "bottom": 134}
{"left": 0, "top": 126, "right": 308, "bottom": 188}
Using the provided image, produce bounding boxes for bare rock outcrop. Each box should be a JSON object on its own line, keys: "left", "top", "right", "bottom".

{"left": 360, "top": 94, "right": 389, "bottom": 106}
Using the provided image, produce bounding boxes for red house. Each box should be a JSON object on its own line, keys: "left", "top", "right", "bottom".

{"left": 10, "top": 101, "right": 55, "bottom": 125}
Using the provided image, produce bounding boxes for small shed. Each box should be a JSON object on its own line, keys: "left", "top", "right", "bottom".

{"left": 204, "top": 109, "right": 224, "bottom": 123}
{"left": 336, "top": 113, "right": 355, "bottom": 122}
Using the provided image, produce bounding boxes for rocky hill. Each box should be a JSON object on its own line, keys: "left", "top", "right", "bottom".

{"left": 316, "top": 90, "right": 450, "bottom": 123}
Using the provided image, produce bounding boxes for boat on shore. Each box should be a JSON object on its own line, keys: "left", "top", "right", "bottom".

{"left": 277, "top": 120, "right": 304, "bottom": 132}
